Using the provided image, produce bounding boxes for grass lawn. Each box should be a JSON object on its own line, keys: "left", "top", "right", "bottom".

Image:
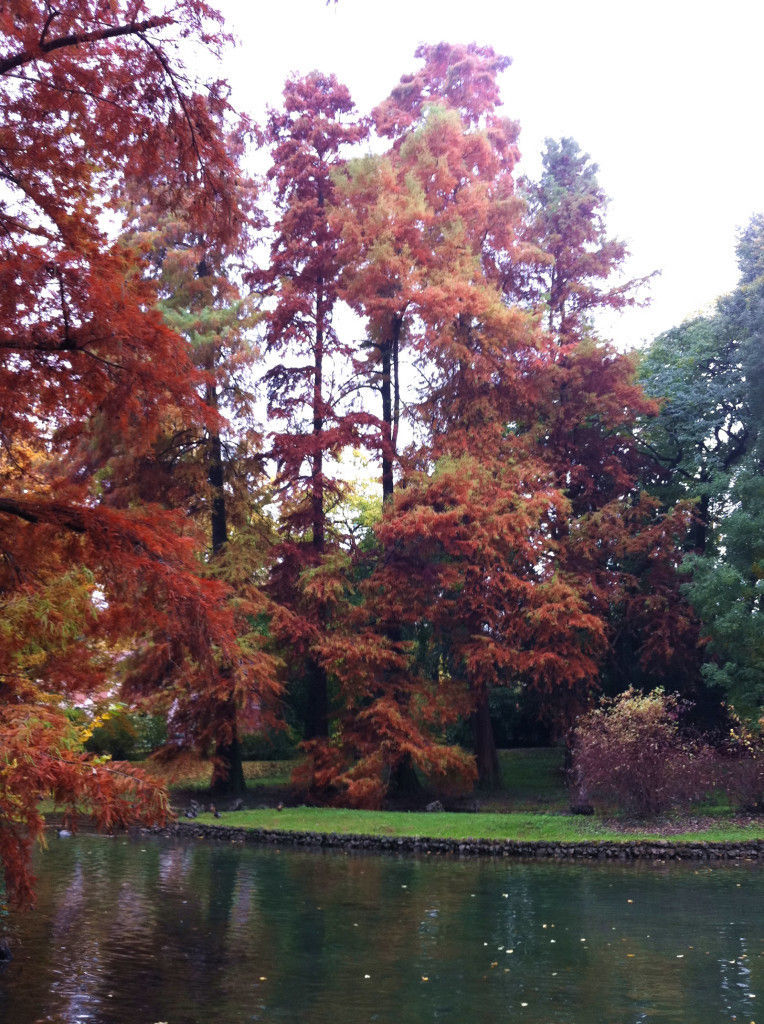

{"left": 47, "top": 749, "right": 759, "bottom": 846}
{"left": 191, "top": 805, "right": 763, "bottom": 845}
{"left": 495, "top": 747, "right": 567, "bottom": 809}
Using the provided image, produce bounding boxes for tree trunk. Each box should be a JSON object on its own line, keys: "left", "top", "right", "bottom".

{"left": 302, "top": 277, "right": 330, "bottom": 739}
{"left": 388, "top": 756, "right": 423, "bottom": 803}
{"left": 211, "top": 730, "right": 246, "bottom": 798}
{"left": 381, "top": 337, "right": 394, "bottom": 502}
{"left": 380, "top": 315, "right": 402, "bottom": 503}
{"left": 689, "top": 492, "right": 709, "bottom": 554}
{"left": 208, "top": 427, "right": 227, "bottom": 555}
{"left": 205, "top": 362, "right": 239, "bottom": 795}
{"left": 472, "top": 688, "right": 500, "bottom": 789}
{"left": 303, "top": 657, "right": 329, "bottom": 740}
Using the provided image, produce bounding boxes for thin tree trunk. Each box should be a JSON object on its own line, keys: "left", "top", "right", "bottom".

{"left": 381, "top": 338, "right": 394, "bottom": 502}
{"left": 380, "top": 314, "right": 417, "bottom": 793}
{"left": 302, "top": 276, "right": 330, "bottom": 739}
{"left": 211, "top": 726, "right": 246, "bottom": 798}
{"left": 204, "top": 338, "right": 243, "bottom": 796}
{"left": 380, "top": 315, "right": 402, "bottom": 503}
{"left": 208, "top": 428, "right": 227, "bottom": 555}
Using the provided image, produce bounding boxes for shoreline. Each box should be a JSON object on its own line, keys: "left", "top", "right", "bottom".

{"left": 143, "top": 821, "right": 764, "bottom": 861}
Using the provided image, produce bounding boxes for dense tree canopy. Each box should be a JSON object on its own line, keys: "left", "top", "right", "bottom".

{"left": 2, "top": 9, "right": 759, "bottom": 903}
{"left": 639, "top": 215, "right": 764, "bottom": 717}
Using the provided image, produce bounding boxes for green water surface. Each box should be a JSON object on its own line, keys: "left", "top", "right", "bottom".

{"left": 1, "top": 834, "right": 760, "bottom": 1023}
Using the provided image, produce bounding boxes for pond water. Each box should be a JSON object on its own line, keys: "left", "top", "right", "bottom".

{"left": 0, "top": 834, "right": 761, "bottom": 1024}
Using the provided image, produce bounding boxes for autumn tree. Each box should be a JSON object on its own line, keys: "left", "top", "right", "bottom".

{"left": 333, "top": 43, "right": 525, "bottom": 503}
{"left": 508, "top": 135, "right": 708, "bottom": 708}
{"left": 519, "top": 137, "right": 650, "bottom": 342}
{"left": 307, "top": 46, "right": 609, "bottom": 793}
{"left": 0, "top": 0, "right": 263, "bottom": 900}
{"left": 256, "top": 73, "right": 368, "bottom": 741}
{"left": 118, "top": 163, "right": 281, "bottom": 796}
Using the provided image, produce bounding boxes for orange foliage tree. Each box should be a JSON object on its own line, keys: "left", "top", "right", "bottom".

{"left": 294, "top": 45, "right": 606, "bottom": 796}
{"left": 255, "top": 73, "right": 369, "bottom": 743}
{"left": 0, "top": 1, "right": 270, "bottom": 901}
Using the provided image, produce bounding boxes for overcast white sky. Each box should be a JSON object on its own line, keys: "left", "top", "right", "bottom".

{"left": 215, "top": 0, "right": 763, "bottom": 350}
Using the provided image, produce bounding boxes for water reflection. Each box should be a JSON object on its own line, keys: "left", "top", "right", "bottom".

{"left": 0, "top": 835, "right": 761, "bottom": 1023}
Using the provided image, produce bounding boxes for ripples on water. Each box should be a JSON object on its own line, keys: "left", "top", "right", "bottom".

{"left": 0, "top": 834, "right": 761, "bottom": 1023}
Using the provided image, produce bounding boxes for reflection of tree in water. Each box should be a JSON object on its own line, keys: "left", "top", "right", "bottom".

{"left": 2, "top": 840, "right": 762, "bottom": 1024}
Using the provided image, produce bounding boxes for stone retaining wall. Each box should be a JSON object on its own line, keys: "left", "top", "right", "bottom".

{"left": 144, "top": 822, "right": 764, "bottom": 861}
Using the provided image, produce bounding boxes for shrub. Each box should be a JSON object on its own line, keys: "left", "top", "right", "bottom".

{"left": 570, "top": 688, "right": 713, "bottom": 816}
{"left": 84, "top": 707, "right": 167, "bottom": 760}
{"left": 239, "top": 728, "right": 298, "bottom": 761}
{"left": 715, "top": 720, "right": 764, "bottom": 811}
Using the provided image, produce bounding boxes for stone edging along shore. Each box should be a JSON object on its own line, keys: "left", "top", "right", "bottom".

{"left": 144, "top": 822, "right": 764, "bottom": 861}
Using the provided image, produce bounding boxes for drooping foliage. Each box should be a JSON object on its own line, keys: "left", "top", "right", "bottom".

{"left": 0, "top": 0, "right": 267, "bottom": 901}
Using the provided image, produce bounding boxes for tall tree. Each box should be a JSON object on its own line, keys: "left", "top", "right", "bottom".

{"left": 519, "top": 137, "right": 651, "bottom": 344}
{"left": 0, "top": 0, "right": 254, "bottom": 901}
{"left": 317, "top": 47, "right": 611, "bottom": 791}
{"left": 334, "top": 43, "right": 525, "bottom": 503}
{"left": 639, "top": 215, "right": 764, "bottom": 717}
{"left": 512, "top": 136, "right": 705, "bottom": 706}
{"left": 118, "top": 169, "right": 280, "bottom": 797}
{"left": 257, "top": 72, "right": 368, "bottom": 741}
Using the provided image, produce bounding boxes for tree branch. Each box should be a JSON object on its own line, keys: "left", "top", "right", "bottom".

{"left": 0, "top": 16, "right": 171, "bottom": 76}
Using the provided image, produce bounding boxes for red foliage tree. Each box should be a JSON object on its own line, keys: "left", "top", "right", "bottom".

{"left": 256, "top": 73, "right": 368, "bottom": 741}
{"left": 307, "top": 46, "right": 608, "bottom": 795}
{"left": 0, "top": 0, "right": 262, "bottom": 902}
{"left": 517, "top": 138, "right": 703, "bottom": 699}
{"left": 333, "top": 43, "right": 529, "bottom": 503}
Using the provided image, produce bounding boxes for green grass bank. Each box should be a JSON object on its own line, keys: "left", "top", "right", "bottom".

{"left": 190, "top": 806, "right": 762, "bottom": 845}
